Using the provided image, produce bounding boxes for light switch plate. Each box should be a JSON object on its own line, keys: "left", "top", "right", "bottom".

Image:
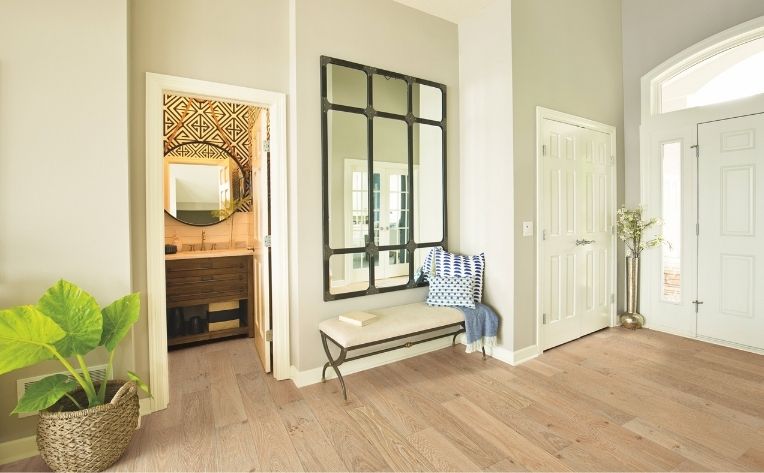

{"left": 522, "top": 221, "right": 534, "bottom": 237}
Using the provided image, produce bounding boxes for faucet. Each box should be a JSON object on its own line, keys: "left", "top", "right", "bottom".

{"left": 201, "top": 230, "right": 206, "bottom": 251}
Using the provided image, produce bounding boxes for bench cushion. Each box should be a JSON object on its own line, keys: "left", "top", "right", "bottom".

{"left": 319, "top": 302, "right": 464, "bottom": 348}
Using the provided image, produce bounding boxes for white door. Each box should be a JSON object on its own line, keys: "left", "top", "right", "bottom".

{"left": 540, "top": 116, "right": 614, "bottom": 350}
{"left": 697, "top": 113, "right": 764, "bottom": 350}
{"left": 253, "top": 112, "right": 271, "bottom": 372}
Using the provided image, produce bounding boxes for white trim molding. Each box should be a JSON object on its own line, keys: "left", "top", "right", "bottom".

{"left": 144, "top": 73, "right": 290, "bottom": 414}
{"left": 0, "top": 436, "right": 37, "bottom": 466}
{"left": 290, "top": 338, "right": 540, "bottom": 388}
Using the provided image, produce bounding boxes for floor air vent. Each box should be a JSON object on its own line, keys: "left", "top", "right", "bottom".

{"left": 15, "top": 364, "right": 109, "bottom": 418}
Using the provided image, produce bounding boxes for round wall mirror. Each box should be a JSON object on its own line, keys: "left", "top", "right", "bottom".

{"left": 163, "top": 141, "right": 249, "bottom": 226}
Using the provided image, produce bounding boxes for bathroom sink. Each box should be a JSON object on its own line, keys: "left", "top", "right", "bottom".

{"left": 165, "top": 248, "right": 254, "bottom": 260}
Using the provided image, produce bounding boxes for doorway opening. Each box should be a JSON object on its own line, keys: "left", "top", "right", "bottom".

{"left": 145, "top": 74, "right": 289, "bottom": 414}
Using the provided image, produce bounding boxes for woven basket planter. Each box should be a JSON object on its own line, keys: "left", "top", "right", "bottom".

{"left": 37, "top": 380, "right": 139, "bottom": 472}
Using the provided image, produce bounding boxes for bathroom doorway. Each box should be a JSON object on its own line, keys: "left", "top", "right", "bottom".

{"left": 144, "top": 74, "right": 290, "bottom": 414}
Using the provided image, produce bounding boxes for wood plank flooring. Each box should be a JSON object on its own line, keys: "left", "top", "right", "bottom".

{"left": 2, "top": 328, "right": 763, "bottom": 472}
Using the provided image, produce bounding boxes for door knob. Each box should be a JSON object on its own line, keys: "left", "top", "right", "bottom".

{"left": 576, "top": 239, "right": 595, "bottom": 246}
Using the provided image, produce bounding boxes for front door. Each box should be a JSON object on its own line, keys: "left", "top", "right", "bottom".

{"left": 697, "top": 113, "right": 764, "bottom": 350}
{"left": 540, "top": 115, "right": 614, "bottom": 350}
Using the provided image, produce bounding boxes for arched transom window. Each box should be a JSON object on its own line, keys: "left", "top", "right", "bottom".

{"left": 657, "top": 34, "right": 764, "bottom": 114}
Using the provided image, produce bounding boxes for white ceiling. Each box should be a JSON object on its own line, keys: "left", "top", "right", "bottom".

{"left": 392, "top": 0, "right": 496, "bottom": 24}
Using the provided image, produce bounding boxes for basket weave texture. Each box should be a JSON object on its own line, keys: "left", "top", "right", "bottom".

{"left": 37, "top": 380, "right": 139, "bottom": 472}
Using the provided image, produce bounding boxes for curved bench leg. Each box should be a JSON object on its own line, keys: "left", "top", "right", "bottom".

{"left": 482, "top": 347, "right": 486, "bottom": 360}
{"left": 321, "top": 332, "right": 349, "bottom": 400}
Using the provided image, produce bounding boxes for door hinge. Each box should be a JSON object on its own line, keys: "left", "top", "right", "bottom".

{"left": 696, "top": 223, "right": 699, "bottom": 236}
{"left": 542, "top": 229, "right": 547, "bottom": 241}
{"left": 691, "top": 144, "right": 699, "bottom": 158}
{"left": 542, "top": 144, "right": 547, "bottom": 157}
{"left": 610, "top": 293, "right": 615, "bottom": 304}
{"left": 263, "top": 140, "right": 271, "bottom": 153}
{"left": 265, "top": 329, "right": 273, "bottom": 342}
{"left": 264, "top": 235, "right": 272, "bottom": 247}
{"left": 542, "top": 313, "right": 547, "bottom": 324}
{"left": 610, "top": 155, "right": 615, "bottom": 165}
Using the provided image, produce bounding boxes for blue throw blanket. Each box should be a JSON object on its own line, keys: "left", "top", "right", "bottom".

{"left": 457, "top": 303, "right": 499, "bottom": 354}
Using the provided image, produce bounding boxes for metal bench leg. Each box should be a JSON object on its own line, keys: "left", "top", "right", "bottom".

{"left": 320, "top": 332, "right": 349, "bottom": 400}
{"left": 452, "top": 324, "right": 466, "bottom": 346}
{"left": 482, "top": 347, "right": 486, "bottom": 360}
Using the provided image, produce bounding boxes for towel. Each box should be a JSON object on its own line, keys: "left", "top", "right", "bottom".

{"left": 457, "top": 303, "right": 499, "bottom": 354}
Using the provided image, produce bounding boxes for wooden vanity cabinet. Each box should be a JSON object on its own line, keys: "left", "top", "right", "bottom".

{"left": 165, "top": 254, "right": 254, "bottom": 347}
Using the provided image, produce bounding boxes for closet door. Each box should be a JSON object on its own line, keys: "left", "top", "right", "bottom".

{"left": 540, "top": 117, "right": 614, "bottom": 350}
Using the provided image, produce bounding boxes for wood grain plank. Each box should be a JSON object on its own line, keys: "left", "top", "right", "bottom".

{"left": 348, "top": 405, "right": 434, "bottom": 472}
{"left": 442, "top": 396, "right": 571, "bottom": 471}
{"left": 406, "top": 427, "right": 481, "bottom": 472}
{"left": 276, "top": 400, "right": 347, "bottom": 472}
{"left": 204, "top": 349, "right": 248, "bottom": 428}
{"left": 214, "top": 421, "right": 261, "bottom": 472}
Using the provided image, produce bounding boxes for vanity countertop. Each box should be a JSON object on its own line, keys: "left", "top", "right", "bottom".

{"left": 165, "top": 248, "right": 254, "bottom": 260}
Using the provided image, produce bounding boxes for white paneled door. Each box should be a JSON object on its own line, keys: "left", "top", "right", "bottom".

{"left": 697, "top": 114, "right": 764, "bottom": 350}
{"left": 540, "top": 116, "right": 614, "bottom": 350}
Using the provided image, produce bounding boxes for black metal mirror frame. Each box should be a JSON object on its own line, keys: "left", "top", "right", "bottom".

{"left": 321, "top": 56, "right": 447, "bottom": 301}
{"left": 163, "top": 140, "right": 251, "bottom": 227}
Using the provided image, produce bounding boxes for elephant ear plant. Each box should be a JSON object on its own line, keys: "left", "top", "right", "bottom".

{"left": 0, "top": 279, "right": 150, "bottom": 414}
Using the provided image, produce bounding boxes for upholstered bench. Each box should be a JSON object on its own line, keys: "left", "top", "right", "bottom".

{"left": 319, "top": 302, "right": 484, "bottom": 399}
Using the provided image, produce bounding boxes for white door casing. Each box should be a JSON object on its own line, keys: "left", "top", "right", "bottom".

{"left": 537, "top": 108, "right": 617, "bottom": 351}
{"left": 697, "top": 113, "right": 764, "bottom": 350}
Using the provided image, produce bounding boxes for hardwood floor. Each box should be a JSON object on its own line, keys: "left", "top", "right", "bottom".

{"left": 2, "top": 328, "right": 763, "bottom": 472}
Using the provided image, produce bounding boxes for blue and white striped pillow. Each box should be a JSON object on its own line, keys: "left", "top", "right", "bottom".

{"left": 426, "top": 275, "right": 476, "bottom": 309}
{"left": 430, "top": 247, "right": 485, "bottom": 303}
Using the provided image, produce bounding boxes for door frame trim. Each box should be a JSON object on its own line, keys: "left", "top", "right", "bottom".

{"left": 535, "top": 107, "right": 618, "bottom": 352}
{"left": 145, "top": 73, "right": 290, "bottom": 413}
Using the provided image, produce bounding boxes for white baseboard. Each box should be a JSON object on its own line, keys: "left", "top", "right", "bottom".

{"left": 0, "top": 435, "right": 37, "bottom": 465}
{"left": 291, "top": 336, "right": 458, "bottom": 387}
{"left": 290, "top": 336, "right": 541, "bottom": 388}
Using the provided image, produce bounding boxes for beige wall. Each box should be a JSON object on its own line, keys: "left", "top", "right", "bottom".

{"left": 511, "top": 0, "right": 625, "bottom": 349}
{"left": 458, "top": 0, "right": 515, "bottom": 349}
{"left": 291, "top": 0, "right": 460, "bottom": 370}
{"left": 0, "top": 0, "right": 129, "bottom": 443}
{"left": 621, "top": 0, "right": 764, "bottom": 206}
{"left": 128, "top": 0, "right": 290, "bottom": 385}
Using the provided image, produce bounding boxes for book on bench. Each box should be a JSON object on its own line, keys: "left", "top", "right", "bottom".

{"left": 339, "top": 311, "right": 377, "bottom": 327}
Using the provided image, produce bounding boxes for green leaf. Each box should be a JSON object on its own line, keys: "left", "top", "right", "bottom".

{"left": 12, "top": 374, "right": 78, "bottom": 414}
{"left": 0, "top": 306, "right": 64, "bottom": 375}
{"left": 37, "top": 280, "right": 102, "bottom": 358}
{"left": 127, "top": 370, "right": 152, "bottom": 398}
{"left": 100, "top": 293, "right": 140, "bottom": 352}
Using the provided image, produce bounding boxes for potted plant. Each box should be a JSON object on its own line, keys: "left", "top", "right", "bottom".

{"left": 0, "top": 280, "right": 151, "bottom": 472}
{"left": 616, "top": 206, "right": 667, "bottom": 329}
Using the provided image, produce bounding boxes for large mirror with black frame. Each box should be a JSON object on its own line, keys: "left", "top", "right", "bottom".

{"left": 321, "top": 56, "right": 447, "bottom": 300}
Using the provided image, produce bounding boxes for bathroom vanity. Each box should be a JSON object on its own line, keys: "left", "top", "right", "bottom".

{"left": 165, "top": 249, "right": 254, "bottom": 347}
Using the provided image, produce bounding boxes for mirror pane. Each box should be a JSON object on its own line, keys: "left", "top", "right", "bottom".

{"left": 164, "top": 142, "right": 247, "bottom": 226}
{"left": 413, "top": 247, "right": 436, "bottom": 284}
{"left": 413, "top": 83, "right": 443, "bottom": 121}
{"left": 375, "top": 250, "right": 410, "bottom": 288}
{"left": 329, "top": 253, "right": 369, "bottom": 295}
{"left": 327, "top": 64, "right": 367, "bottom": 109}
{"left": 373, "top": 74, "right": 407, "bottom": 115}
{"left": 413, "top": 124, "right": 444, "bottom": 243}
{"left": 372, "top": 117, "right": 409, "bottom": 248}
{"left": 328, "top": 110, "right": 368, "bottom": 249}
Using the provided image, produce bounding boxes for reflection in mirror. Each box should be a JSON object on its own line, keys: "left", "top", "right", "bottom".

{"left": 164, "top": 142, "right": 247, "bottom": 226}
{"left": 413, "top": 83, "right": 443, "bottom": 121}
{"left": 373, "top": 117, "right": 409, "bottom": 252}
{"left": 328, "top": 110, "right": 369, "bottom": 249}
{"left": 373, "top": 74, "right": 407, "bottom": 115}
{"left": 327, "top": 64, "right": 367, "bottom": 109}
{"left": 376, "top": 250, "right": 410, "bottom": 288}
{"left": 413, "top": 247, "right": 436, "bottom": 284}
{"left": 414, "top": 123, "right": 444, "bottom": 243}
{"left": 329, "top": 253, "right": 370, "bottom": 295}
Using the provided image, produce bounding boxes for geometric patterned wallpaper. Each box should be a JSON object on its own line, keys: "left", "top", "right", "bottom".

{"left": 164, "top": 93, "right": 264, "bottom": 213}
{"left": 163, "top": 93, "right": 263, "bottom": 172}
